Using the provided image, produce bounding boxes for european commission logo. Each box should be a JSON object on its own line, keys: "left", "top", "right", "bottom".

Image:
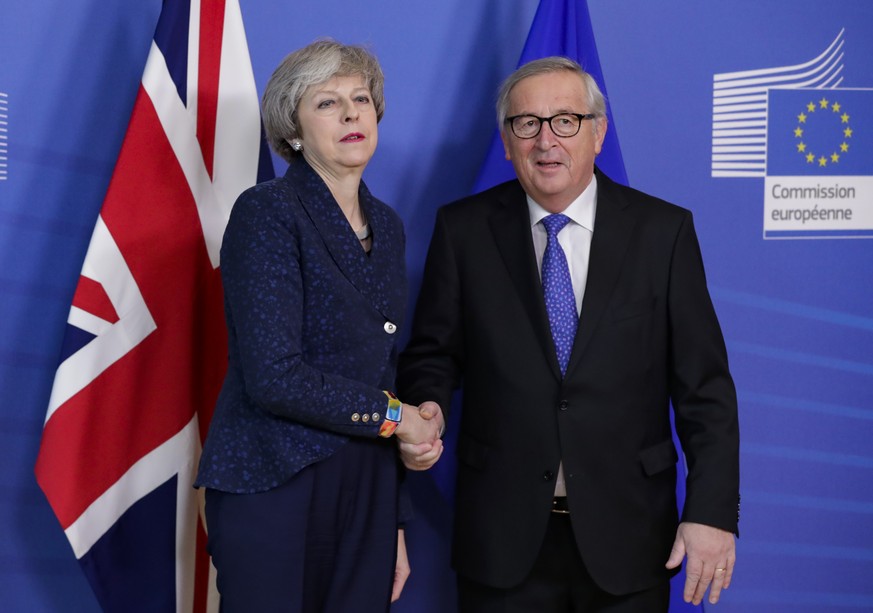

{"left": 765, "top": 88, "right": 873, "bottom": 238}
{"left": 711, "top": 29, "right": 873, "bottom": 239}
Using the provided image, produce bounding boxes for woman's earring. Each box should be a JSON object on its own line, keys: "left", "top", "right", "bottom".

{"left": 290, "top": 139, "right": 303, "bottom": 152}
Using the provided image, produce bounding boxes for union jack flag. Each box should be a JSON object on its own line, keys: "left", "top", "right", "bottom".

{"left": 34, "top": 1, "right": 272, "bottom": 610}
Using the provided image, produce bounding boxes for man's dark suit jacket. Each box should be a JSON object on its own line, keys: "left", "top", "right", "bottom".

{"left": 397, "top": 169, "right": 739, "bottom": 596}
{"left": 196, "top": 159, "right": 407, "bottom": 494}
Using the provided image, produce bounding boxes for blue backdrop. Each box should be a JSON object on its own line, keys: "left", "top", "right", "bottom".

{"left": 2, "top": 1, "right": 872, "bottom": 611}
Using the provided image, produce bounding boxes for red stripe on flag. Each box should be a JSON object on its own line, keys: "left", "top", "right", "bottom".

{"left": 35, "top": 87, "right": 227, "bottom": 528}
{"left": 196, "top": 0, "right": 226, "bottom": 179}
{"left": 71, "top": 275, "right": 120, "bottom": 323}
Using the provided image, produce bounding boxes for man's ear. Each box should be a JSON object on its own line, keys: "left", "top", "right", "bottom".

{"left": 593, "top": 116, "right": 608, "bottom": 155}
{"left": 501, "top": 129, "right": 512, "bottom": 161}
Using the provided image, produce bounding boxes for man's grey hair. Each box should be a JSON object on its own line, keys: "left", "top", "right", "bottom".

{"left": 496, "top": 56, "right": 606, "bottom": 128}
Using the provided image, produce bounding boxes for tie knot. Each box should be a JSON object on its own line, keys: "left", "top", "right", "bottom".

{"left": 542, "top": 214, "right": 571, "bottom": 238}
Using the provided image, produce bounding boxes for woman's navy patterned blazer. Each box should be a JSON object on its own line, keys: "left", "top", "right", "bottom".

{"left": 195, "top": 159, "right": 407, "bottom": 494}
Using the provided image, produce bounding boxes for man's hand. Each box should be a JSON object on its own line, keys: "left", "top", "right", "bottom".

{"left": 392, "top": 528, "right": 410, "bottom": 602}
{"left": 394, "top": 402, "right": 441, "bottom": 445}
{"left": 397, "top": 401, "right": 444, "bottom": 471}
{"left": 666, "top": 521, "right": 736, "bottom": 605}
{"left": 417, "top": 401, "right": 445, "bottom": 435}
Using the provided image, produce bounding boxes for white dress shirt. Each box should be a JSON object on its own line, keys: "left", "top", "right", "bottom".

{"left": 527, "top": 175, "right": 598, "bottom": 497}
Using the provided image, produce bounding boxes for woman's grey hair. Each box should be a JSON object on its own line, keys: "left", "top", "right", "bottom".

{"left": 262, "top": 39, "right": 385, "bottom": 162}
{"left": 496, "top": 56, "right": 606, "bottom": 129}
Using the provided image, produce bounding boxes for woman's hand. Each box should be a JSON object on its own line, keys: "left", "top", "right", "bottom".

{"left": 392, "top": 528, "right": 410, "bottom": 602}
{"left": 396, "top": 402, "right": 444, "bottom": 470}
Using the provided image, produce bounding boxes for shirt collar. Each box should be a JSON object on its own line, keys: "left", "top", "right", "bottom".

{"left": 526, "top": 174, "right": 598, "bottom": 232}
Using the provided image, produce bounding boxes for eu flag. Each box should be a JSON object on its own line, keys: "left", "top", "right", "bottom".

{"left": 767, "top": 88, "right": 873, "bottom": 177}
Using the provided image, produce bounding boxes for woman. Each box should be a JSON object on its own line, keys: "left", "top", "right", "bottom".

{"left": 195, "top": 39, "right": 442, "bottom": 612}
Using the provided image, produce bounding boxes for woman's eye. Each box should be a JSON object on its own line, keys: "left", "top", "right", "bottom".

{"left": 356, "top": 96, "right": 371, "bottom": 104}
{"left": 317, "top": 99, "right": 334, "bottom": 109}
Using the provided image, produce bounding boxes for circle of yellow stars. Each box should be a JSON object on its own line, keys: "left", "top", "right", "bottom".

{"left": 794, "top": 96, "right": 852, "bottom": 167}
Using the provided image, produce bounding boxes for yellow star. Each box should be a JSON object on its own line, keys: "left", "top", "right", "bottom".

{"left": 818, "top": 156, "right": 827, "bottom": 166}
{"left": 841, "top": 113, "right": 850, "bottom": 123}
{"left": 797, "top": 113, "right": 807, "bottom": 123}
{"left": 840, "top": 142, "right": 849, "bottom": 152}
{"left": 831, "top": 152, "right": 840, "bottom": 163}
{"left": 806, "top": 153, "right": 815, "bottom": 163}
{"left": 807, "top": 102, "right": 816, "bottom": 112}
{"left": 832, "top": 101, "right": 841, "bottom": 113}
{"left": 794, "top": 127, "right": 804, "bottom": 137}
{"left": 797, "top": 142, "right": 806, "bottom": 152}
{"left": 844, "top": 127, "right": 853, "bottom": 138}
{"left": 819, "top": 97, "right": 829, "bottom": 109}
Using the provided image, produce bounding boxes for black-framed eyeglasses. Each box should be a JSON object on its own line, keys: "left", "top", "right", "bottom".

{"left": 505, "top": 113, "right": 597, "bottom": 139}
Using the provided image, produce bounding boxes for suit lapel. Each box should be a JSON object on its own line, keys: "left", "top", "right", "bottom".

{"left": 566, "top": 170, "right": 636, "bottom": 374}
{"left": 488, "top": 183, "right": 563, "bottom": 379}
{"left": 286, "top": 161, "right": 401, "bottom": 323}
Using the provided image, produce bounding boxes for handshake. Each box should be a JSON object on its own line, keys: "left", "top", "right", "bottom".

{"left": 394, "top": 401, "right": 444, "bottom": 471}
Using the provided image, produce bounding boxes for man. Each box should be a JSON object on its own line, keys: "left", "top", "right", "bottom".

{"left": 397, "top": 57, "right": 739, "bottom": 612}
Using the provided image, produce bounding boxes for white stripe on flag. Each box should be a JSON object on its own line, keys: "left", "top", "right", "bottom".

{"left": 67, "top": 304, "right": 115, "bottom": 337}
{"left": 142, "top": 41, "right": 225, "bottom": 268}
{"left": 45, "top": 216, "right": 156, "bottom": 422}
{"left": 212, "top": 0, "right": 263, "bottom": 235}
{"left": 64, "top": 417, "right": 201, "bottom": 559}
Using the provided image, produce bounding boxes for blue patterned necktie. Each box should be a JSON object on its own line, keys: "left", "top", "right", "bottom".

{"left": 541, "top": 214, "right": 578, "bottom": 375}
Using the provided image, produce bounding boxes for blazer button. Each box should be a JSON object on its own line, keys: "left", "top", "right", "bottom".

{"left": 559, "top": 400, "right": 569, "bottom": 411}
{"left": 361, "top": 413, "right": 370, "bottom": 423}
{"left": 543, "top": 471, "right": 554, "bottom": 481}
{"left": 384, "top": 322, "right": 397, "bottom": 334}
{"left": 351, "top": 413, "right": 361, "bottom": 422}
{"left": 372, "top": 412, "right": 381, "bottom": 422}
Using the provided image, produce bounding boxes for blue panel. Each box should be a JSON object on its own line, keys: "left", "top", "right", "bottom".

{"left": 4, "top": 1, "right": 873, "bottom": 612}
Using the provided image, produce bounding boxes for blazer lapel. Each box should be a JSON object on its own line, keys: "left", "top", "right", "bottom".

{"left": 360, "top": 188, "right": 405, "bottom": 323}
{"left": 566, "top": 170, "right": 636, "bottom": 374}
{"left": 287, "top": 161, "right": 401, "bottom": 323}
{"left": 489, "top": 183, "right": 563, "bottom": 379}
